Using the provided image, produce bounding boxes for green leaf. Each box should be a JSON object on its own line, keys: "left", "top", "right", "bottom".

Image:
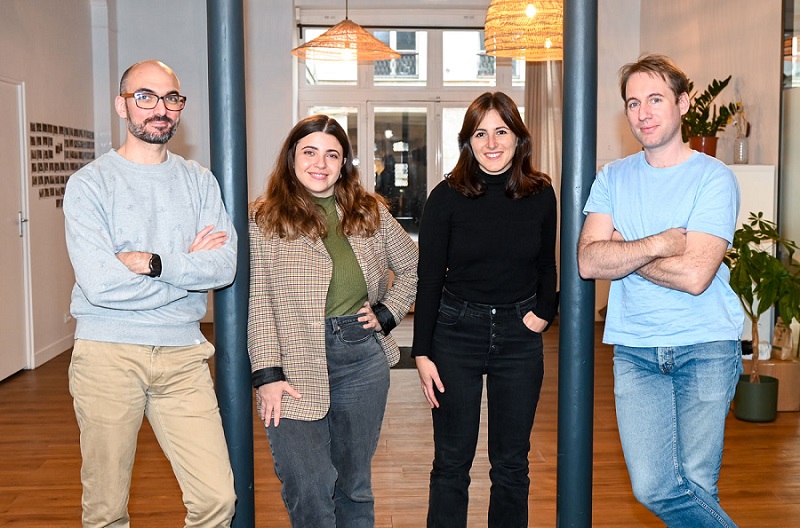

{"left": 725, "top": 212, "right": 800, "bottom": 326}
{"left": 682, "top": 75, "right": 737, "bottom": 141}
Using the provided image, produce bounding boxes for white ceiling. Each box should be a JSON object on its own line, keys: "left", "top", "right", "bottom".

{"left": 294, "top": 0, "right": 491, "bottom": 10}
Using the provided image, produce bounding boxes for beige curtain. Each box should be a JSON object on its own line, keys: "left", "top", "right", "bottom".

{"left": 525, "top": 60, "right": 563, "bottom": 187}
{"left": 525, "top": 60, "right": 563, "bottom": 284}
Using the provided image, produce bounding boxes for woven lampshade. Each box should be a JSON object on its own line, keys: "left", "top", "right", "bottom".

{"left": 484, "top": 0, "right": 564, "bottom": 62}
{"left": 292, "top": 19, "right": 401, "bottom": 62}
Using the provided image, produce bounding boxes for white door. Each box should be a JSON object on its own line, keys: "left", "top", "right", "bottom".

{"left": 0, "top": 79, "right": 30, "bottom": 381}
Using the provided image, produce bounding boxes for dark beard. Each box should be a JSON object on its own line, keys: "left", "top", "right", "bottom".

{"left": 126, "top": 115, "right": 179, "bottom": 144}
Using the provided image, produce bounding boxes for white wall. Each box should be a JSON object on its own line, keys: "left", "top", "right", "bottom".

{"left": 113, "top": 1, "right": 211, "bottom": 166}
{"left": 244, "top": 0, "right": 296, "bottom": 199}
{"left": 0, "top": 0, "right": 95, "bottom": 366}
{"left": 640, "top": 0, "right": 782, "bottom": 167}
{"left": 597, "top": 0, "right": 642, "bottom": 166}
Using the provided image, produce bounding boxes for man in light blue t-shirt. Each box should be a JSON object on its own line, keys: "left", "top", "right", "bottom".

{"left": 578, "top": 54, "right": 743, "bottom": 528}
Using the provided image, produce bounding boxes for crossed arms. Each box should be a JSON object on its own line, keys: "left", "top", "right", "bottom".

{"left": 116, "top": 225, "right": 228, "bottom": 275}
{"left": 577, "top": 212, "right": 728, "bottom": 296}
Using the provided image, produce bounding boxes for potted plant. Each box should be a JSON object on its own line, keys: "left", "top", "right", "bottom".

{"left": 681, "top": 75, "right": 738, "bottom": 157}
{"left": 724, "top": 212, "right": 800, "bottom": 421}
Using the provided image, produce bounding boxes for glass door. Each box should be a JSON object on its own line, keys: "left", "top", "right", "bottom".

{"left": 369, "top": 104, "right": 433, "bottom": 237}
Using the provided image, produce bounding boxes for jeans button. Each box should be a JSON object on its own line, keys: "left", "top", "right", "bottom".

{"left": 491, "top": 308, "right": 496, "bottom": 315}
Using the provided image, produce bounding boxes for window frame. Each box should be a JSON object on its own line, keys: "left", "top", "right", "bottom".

{"left": 297, "top": 27, "right": 524, "bottom": 207}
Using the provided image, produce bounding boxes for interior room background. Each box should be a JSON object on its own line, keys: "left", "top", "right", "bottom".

{"left": 0, "top": 0, "right": 788, "bottom": 378}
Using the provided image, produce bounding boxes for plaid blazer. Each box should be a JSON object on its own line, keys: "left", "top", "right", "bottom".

{"left": 247, "top": 204, "right": 418, "bottom": 421}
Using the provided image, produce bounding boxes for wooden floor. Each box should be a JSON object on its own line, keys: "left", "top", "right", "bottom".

{"left": 1, "top": 322, "right": 799, "bottom": 527}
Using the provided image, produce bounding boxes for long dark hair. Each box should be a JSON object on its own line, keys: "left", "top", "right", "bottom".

{"left": 447, "top": 91, "right": 550, "bottom": 199}
{"left": 251, "top": 115, "right": 385, "bottom": 239}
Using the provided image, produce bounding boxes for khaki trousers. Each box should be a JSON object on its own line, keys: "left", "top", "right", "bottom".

{"left": 68, "top": 339, "right": 236, "bottom": 528}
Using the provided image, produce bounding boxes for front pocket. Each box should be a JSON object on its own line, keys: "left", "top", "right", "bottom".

{"left": 335, "top": 321, "right": 374, "bottom": 345}
{"left": 436, "top": 305, "right": 462, "bottom": 327}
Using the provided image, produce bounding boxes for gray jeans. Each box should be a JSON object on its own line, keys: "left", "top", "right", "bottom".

{"left": 266, "top": 314, "right": 391, "bottom": 528}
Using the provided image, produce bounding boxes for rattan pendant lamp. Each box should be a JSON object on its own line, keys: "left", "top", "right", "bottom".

{"left": 292, "top": 1, "right": 401, "bottom": 62}
{"left": 484, "top": 0, "right": 564, "bottom": 62}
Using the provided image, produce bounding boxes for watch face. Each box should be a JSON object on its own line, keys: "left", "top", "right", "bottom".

{"left": 149, "top": 254, "right": 162, "bottom": 277}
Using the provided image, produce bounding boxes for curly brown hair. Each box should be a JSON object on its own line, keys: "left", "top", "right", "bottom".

{"left": 447, "top": 91, "right": 550, "bottom": 199}
{"left": 251, "top": 115, "right": 385, "bottom": 240}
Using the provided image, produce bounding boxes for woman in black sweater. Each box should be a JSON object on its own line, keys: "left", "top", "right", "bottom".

{"left": 413, "top": 91, "right": 558, "bottom": 528}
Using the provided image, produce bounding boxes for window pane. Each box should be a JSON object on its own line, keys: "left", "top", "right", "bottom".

{"left": 374, "top": 31, "right": 427, "bottom": 87}
{"left": 513, "top": 59, "right": 526, "bottom": 87}
{"left": 396, "top": 31, "right": 416, "bottom": 51}
{"left": 307, "top": 106, "right": 359, "bottom": 166}
{"left": 786, "top": 35, "right": 800, "bottom": 87}
{"left": 442, "top": 107, "right": 467, "bottom": 176}
{"left": 443, "top": 30, "right": 495, "bottom": 87}
{"left": 374, "top": 107, "right": 427, "bottom": 235}
{"left": 300, "top": 29, "right": 357, "bottom": 86}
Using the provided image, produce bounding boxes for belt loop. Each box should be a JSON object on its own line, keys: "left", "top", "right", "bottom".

{"left": 459, "top": 299, "right": 468, "bottom": 319}
{"left": 329, "top": 316, "right": 339, "bottom": 333}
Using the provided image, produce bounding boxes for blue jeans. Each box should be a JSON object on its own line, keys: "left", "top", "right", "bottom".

{"left": 265, "top": 315, "right": 390, "bottom": 528}
{"left": 613, "top": 341, "right": 742, "bottom": 527}
{"left": 427, "top": 289, "right": 545, "bottom": 528}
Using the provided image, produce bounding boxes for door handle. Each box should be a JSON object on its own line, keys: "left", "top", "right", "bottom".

{"left": 18, "top": 211, "right": 28, "bottom": 237}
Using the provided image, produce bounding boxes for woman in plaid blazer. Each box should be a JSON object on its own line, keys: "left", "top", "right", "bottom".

{"left": 248, "top": 115, "right": 418, "bottom": 527}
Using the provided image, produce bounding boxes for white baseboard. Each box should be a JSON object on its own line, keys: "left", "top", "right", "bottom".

{"left": 34, "top": 334, "right": 74, "bottom": 368}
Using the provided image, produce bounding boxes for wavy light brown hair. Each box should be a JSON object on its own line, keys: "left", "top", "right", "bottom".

{"left": 447, "top": 91, "right": 550, "bottom": 199}
{"left": 251, "top": 115, "right": 385, "bottom": 240}
{"left": 618, "top": 54, "right": 689, "bottom": 104}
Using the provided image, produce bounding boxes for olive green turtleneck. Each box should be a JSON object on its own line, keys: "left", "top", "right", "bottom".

{"left": 313, "top": 195, "right": 368, "bottom": 317}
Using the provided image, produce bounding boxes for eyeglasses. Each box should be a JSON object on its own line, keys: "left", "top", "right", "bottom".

{"left": 121, "top": 91, "right": 187, "bottom": 111}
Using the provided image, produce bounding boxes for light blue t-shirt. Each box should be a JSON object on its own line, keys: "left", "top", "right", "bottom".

{"left": 583, "top": 151, "right": 744, "bottom": 347}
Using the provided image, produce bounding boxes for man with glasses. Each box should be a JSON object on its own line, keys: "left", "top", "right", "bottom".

{"left": 64, "top": 60, "right": 237, "bottom": 527}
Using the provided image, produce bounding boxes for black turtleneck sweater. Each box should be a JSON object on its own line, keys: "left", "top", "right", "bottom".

{"left": 411, "top": 169, "right": 558, "bottom": 358}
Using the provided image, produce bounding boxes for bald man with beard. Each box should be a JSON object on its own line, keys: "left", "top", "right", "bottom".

{"left": 64, "top": 60, "right": 237, "bottom": 527}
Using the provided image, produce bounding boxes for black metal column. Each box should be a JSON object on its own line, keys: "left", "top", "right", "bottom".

{"left": 557, "top": 1, "right": 598, "bottom": 526}
{"left": 206, "top": 1, "right": 254, "bottom": 526}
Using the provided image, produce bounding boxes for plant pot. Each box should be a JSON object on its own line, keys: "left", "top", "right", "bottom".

{"left": 733, "top": 374, "right": 779, "bottom": 422}
{"left": 688, "top": 136, "right": 719, "bottom": 157}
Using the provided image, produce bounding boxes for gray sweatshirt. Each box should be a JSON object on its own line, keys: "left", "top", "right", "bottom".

{"left": 64, "top": 150, "right": 237, "bottom": 346}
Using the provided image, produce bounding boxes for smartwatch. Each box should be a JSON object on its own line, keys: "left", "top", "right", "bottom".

{"left": 147, "top": 253, "right": 162, "bottom": 278}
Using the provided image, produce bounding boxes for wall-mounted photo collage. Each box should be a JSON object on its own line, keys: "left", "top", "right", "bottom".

{"left": 30, "top": 122, "right": 96, "bottom": 209}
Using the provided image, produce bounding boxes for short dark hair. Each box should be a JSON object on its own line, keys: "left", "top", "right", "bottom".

{"left": 619, "top": 54, "right": 689, "bottom": 103}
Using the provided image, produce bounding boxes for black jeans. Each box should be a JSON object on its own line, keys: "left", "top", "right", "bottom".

{"left": 427, "top": 289, "right": 545, "bottom": 528}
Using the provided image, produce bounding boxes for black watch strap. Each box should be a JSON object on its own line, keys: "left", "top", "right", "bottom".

{"left": 148, "top": 253, "right": 162, "bottom": 278}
